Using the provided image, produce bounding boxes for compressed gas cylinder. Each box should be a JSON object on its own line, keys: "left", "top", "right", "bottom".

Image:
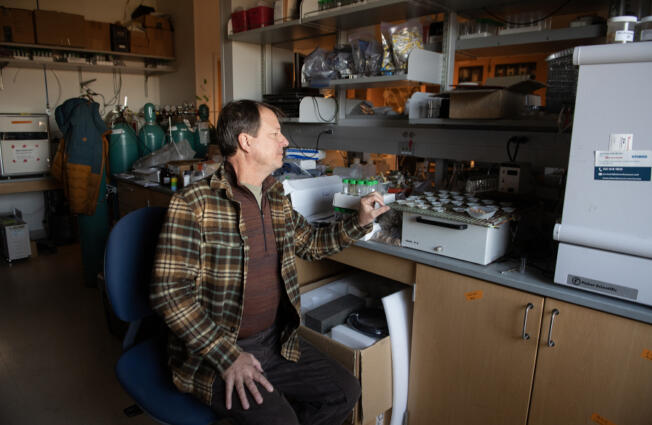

{"left": 170, "top": 118, "right": 195, "bottom": 152}
{"left": 193, "top": 104, "right": 211, "bottom": 158}
{"left": 109, "top": 121, "right": 139, "bottom": 174}
{"left": 138, "top": 103, "right": 165, "bottom": 156}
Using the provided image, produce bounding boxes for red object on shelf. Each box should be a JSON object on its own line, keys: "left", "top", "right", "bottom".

{"left": 246, "top": 6, "right": 274, "bottom": 29}
{"left": 231, "top": 10, "right": 247, "bottom": 33}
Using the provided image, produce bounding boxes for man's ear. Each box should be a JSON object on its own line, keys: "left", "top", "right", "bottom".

{"left": 237, "top": 133, "right": 250, "bottom": 153}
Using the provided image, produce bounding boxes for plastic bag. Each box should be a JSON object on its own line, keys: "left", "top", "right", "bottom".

{"left": 331, "top": 46, "right": 355, "bottom": 79}
{"left": 348, "top": 30, "right": 382, "bottom": 76}
{"left": 132, "top": 139, "right": 196, "bottom": 170}
{"left": 302, "top": 48, "right": 338, "bottom": 83}
{"left": 388, "top": 19, "right": 423, "bottom": 72}
{"left": 364, "top": 39, "right": 382, "bottom": 75}
{"left": 380, "top": 22, "right": 395, "bottom": 75}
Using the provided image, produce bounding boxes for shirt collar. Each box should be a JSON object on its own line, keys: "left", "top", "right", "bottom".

{"left": 210, "top": 161, "right": 281, "bottom": 198}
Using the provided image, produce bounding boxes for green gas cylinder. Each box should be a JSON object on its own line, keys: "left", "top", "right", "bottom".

{"left": 193, "top": 104, "right": 211, "bottom": 158}
{"left": 109, "top": 119, "right": 139, "bottom": 174}
{"left": 170, "top": 118, "right": 195, "bottom": 152}
{"left": 138, "top": 103, "right": 165, "bottom": 156}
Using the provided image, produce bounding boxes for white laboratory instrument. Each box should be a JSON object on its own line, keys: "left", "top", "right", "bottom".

{"left": 553, "top": 43, "right": 652, "bottom": 306}
{"left": 0, "top": 114, "right": 50, "bottom": 177}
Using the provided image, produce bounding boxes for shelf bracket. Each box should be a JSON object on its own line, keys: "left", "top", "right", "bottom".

{"left": 441, "top": 11, "right": 458, "bottom": 91}
{"left": 0, "top": 62, "right": 7, "bottom": 90}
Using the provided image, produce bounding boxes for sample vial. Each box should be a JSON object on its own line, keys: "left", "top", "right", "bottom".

{"left": 342, "top": 178, "right": 350, "bottom": 194}
{"left": 357, "top": 179, "right": 368, "bottom": 195}
{"left": 368, "top": 179, "right": 378, "bottom": 193}
{"left": 607, "top": 16, "right": 638, "bottom": 43}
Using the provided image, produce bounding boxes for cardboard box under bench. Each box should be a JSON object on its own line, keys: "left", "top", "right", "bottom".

{"left": 299, "top": 326, "right": 392, "bottom": 425}
{"left": 298, "top": 270, "right": 408, "bottom": 425}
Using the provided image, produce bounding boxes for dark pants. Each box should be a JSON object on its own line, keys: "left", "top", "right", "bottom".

{"left": 210, "top": 325, "right": 360, "bottom": 425}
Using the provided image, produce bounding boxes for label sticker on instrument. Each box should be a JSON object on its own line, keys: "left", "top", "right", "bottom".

{"left": 465, "top": 290, "right": 483, "bottom": 301}
{"left": 566, "top": 274, "right": 638, "bottom": 300}
{"left": 594, "top": 151, "right": 652, "bottom": 181}
{"left": 642, "top": 349, "right": 652, "bottom": 361}
{"left": 591, "top": 413, "right": 617, "bottom": 425}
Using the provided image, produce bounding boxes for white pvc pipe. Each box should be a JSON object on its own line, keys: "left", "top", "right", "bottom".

{"left": 553, "top": 223, "right": 652, "bottom": 259}
{"left": 573, "top": 43, "right": 652, "bottom": 66}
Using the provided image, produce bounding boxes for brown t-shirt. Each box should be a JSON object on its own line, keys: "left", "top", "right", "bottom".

{"left": 226, "top": 164, "right": 283, "bottom": 340}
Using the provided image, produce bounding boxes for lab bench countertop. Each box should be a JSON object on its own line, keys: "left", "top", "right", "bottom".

{"left": 353, "top": 240, "right": 652, "bottom": 325}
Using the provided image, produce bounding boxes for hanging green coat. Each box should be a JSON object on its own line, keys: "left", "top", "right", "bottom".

{"left": 51, "top": 98, "right": 109, "bottom": 215}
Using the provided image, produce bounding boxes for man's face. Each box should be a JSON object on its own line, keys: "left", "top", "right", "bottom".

{"left": 247, "top": 107, "right": 289, "bottom": 174}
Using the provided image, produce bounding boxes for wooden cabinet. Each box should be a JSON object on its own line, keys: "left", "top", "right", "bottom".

{"left": 408, "top": 265, "right": 544, "bottom": 425}
{"left": 408, "top": 264, "right": 652, "bottom": 425}
{"left": 529, "top": 299, "right": 652, "bottom": 425}
{"left": 115, "top": 180, "right": 172, "bottom": 217}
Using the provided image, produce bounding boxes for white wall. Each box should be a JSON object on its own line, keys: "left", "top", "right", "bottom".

{"left": 157, "top": 0, "right": 196, "bottom": 106}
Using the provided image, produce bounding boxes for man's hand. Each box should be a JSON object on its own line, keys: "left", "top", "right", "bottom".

{"left": 222, "top": 352, "right": 274, "bottom": 410}
{"left": 358, "top": 192, "right": 390, "bottom": 227}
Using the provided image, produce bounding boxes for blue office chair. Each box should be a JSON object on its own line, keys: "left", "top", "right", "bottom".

{"left": 104, "top": 207, "right": 219, "bottom": 425}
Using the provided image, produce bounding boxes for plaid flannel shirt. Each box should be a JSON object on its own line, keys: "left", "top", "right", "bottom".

{"left": 150, "top": 162, "right": 371, "bottom": 405}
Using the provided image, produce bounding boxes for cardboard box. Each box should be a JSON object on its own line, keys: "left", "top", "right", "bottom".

{"left": 149, "top": 27, "right": 174, "bottom": 58}
{"left": 135, "top": 14, "right": 172, "bottom": 31}
{"left": 130, "top": 28, "right": 150, "bottom": 55}
{"left": 34, "top": 10, "right": 85, "bottom": 47}
{"left": 84, "top": 20, "right": 110, "bottom": 51}
{"left": 449, "top": 75, "right": 546, "bottom": 119}
{"left": 130, "top": 27, "right": 174, "bottom": 57}
{"left": 299, "top": 326, "right": 392, "bottom": 425}
{"left": 299, "top": 271, "right": 407, "bottom": 424}
{"left": 0, "top": 8, "right": 35, "bottom": 44}
{"left": 166, "top": 159, "right": 202, "bottom": 176}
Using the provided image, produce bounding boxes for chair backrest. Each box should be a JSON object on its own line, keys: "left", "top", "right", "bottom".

{"left": 105, "top": 207, "right": 167, "bottom": 323}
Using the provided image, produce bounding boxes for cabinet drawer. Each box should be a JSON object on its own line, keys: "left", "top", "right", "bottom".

{"left": 329, "top": 245, "right": 415, "bottom": 285}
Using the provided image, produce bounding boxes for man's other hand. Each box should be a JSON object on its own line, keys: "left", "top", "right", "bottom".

{"left": 358, "top": 192, "right": 390, "bottom": 227}
{"left": 222, "top": 352, "right": 274, "bottom": 410}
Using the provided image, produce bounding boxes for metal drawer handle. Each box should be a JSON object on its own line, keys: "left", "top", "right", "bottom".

{"left": 522, "top": 303, "right": 534, "bottom": 340}
{"left": 416, "top": 216, "right": 468, "bottom": 230}
{"left": 547, "top": 309, "right": 560, "bottom": 347}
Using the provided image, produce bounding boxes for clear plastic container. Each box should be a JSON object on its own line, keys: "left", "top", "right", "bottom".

{"left": 636, "top": 16, "right": 652, "bottom": 41}
{"left": 607, "top": 16, "right": 638, "bottom": 43}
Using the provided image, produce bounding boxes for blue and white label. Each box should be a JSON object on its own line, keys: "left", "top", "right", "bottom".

{"left": 594, "top": 151, "right": 652, "bottom": 181}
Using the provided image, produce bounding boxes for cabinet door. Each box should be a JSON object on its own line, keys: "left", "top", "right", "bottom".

{"left": 408, "top": 265, "right": 544, "bottom": 425}
{"left": 529, "top": 299, "right": 652, "bottom": 425}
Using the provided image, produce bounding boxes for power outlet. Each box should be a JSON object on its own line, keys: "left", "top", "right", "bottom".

{"left": 398, "top": 140, "right": 415, "bottom": 155}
